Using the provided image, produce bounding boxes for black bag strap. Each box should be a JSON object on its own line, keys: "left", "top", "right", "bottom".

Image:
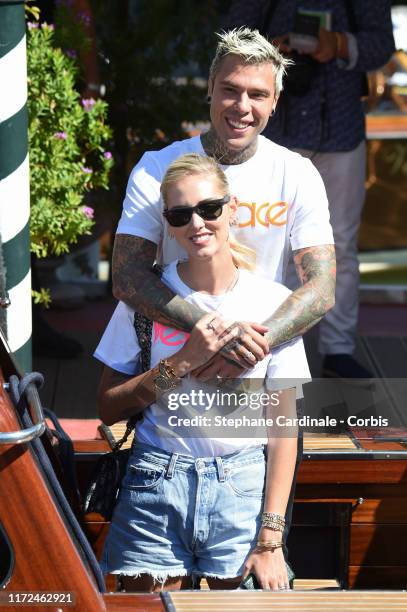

{"left": 134, "top": 312, "right": 154, "bottom": 374}
{"left": 111, "top": 312, "right": 153, "bottom": 452}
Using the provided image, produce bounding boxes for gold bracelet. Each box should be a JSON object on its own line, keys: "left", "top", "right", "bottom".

{"left": 256, "top": 541, "right": 283, "bottom": 551}
{"left": 261, "top": 512, "right": 285, "bottom": 531}
{"left": 262, "top": 512, "right": 285, "bottom": 524}
{"left": 261, "top": 523, "right": 284, "bottom": 532}
{"left": 153, "top": 359, "right": 182, "bottom": 393}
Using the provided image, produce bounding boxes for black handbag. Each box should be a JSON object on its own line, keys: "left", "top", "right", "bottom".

{"left": 83, "top": 313, "right": 153, "bottom": 521}
{"left": 83, "top": 424, "right": 134, "bottom": 520}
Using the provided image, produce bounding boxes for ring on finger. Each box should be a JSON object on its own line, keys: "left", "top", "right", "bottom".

{"left": 239, "top": 347, "right": 255, "bottom": 361}
{"left": 206, "top": 319, "right": 217, "bottom": 332}
{"left": 225, "top": 338, "right": 239, "bottom": 350}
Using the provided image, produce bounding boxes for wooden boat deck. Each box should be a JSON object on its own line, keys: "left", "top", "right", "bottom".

{"left": 161, "top": 590, "right": 407, "bottom": 611}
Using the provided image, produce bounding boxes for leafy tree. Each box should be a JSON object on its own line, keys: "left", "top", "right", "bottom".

{"left": 90, "top": 1, "right": 219, "bottom": 190}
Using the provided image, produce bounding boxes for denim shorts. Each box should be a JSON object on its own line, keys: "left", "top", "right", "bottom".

{"left": 100, "top": 442, "right": 265, "bottom": 581}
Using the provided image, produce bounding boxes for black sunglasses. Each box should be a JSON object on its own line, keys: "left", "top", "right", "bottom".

{"left": 163, "top": 195, "right": 230, "bottom": 227}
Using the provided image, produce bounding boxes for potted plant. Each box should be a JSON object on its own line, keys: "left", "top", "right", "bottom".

{"left": 27, "top": 20, "right": 113, "bottom": 303}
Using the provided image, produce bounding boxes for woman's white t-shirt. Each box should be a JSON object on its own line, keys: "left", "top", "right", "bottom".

{"left": 95, "top": 262, "right": 310, "bottom": 457}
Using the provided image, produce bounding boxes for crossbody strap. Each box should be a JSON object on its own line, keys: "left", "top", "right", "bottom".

{"left": 116, "top": 266, "right": 162, "bottom": 446}
{"left": 134, "top": 312, "right": 154, "bottom": 373}
{"left": 112, "top": 313, "right": 154, "bottom": 449}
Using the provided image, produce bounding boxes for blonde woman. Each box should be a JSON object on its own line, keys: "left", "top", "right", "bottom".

{"left": 95, "top": 154, "right": 310, "bottom": 592}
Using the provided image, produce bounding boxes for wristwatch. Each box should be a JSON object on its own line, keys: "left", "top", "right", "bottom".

{"left": 153, "top": 359, "right": 182, "bottom": 392}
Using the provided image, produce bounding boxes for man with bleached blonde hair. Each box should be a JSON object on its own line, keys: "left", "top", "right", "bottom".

{"left": 113, "top": 28, "right": 335, "bottom": 376}
{"left": 209, "top": 27, "right": 291, "bottom": 98}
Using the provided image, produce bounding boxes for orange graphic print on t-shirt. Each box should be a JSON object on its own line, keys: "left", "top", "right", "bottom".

{"left": 238, "top": 201, "right": 288, "bottom": 228}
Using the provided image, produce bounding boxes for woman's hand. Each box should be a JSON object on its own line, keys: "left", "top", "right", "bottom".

{"left": 242, "top": 546, "right": 289, "bottom": 591}
{"left": 191, "top": 321, "right": 270, "bottom": 379}
{"left": 171, "top": 312, "right": 239, "bottom": 375}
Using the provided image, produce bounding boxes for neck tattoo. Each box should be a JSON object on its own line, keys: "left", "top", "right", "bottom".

{"left": 201, "top": 129, "right": 257, "bottom": 165}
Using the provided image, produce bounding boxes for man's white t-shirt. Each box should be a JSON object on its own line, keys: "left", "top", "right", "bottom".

{"left": 117, "top": 134, "right": 334, "bottom": 282}
{"left": 95, "top": 262, "right": 311, "bottom": 457}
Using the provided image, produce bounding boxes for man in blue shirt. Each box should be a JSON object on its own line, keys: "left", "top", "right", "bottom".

{"left": 226, "top": 0, "right": 395, "bottom": 377}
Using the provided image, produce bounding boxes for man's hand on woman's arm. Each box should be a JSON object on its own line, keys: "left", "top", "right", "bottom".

{"left": 264, "top": 244, "right": 336, "bottom": 350}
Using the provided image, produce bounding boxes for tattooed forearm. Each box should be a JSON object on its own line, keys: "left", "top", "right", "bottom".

{"left": 264, "top": 244, "right": 336, "bottom": 349}
{"left": 112, "top": 234, "right": 203, "bottom": 331}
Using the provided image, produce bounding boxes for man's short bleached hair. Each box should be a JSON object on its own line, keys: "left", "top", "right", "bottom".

{"left": 209, "top": 27, "right": 291, "bottom": 97}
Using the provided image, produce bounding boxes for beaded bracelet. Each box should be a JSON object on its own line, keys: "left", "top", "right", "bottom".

{"left": 261, "top": 522, "right": 284, "bottom": 532}
{"left": 261, "top": 512, "right": 285, "bottom": 531}
{"left": 262, "top": 512, "right": 285, "bottom": 524}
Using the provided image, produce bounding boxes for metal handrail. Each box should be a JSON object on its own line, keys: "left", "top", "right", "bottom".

{"left": 0, "top": 383, "right": 46, "bottom": 444}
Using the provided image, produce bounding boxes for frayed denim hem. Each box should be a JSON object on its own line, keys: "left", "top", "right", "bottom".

{"left": 107, "top": 567, "right": 191, "bottom": 585}
{"left": 195, "top": 571, "right": 241, "bottom": 580}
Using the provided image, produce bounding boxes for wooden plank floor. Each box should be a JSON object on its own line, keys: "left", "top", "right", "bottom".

{"left": 198, "top": 578, "right": 340, "bottom": 591}
{"left": 162, "top": 590, "right": 407, "bottom": 611}
{"left": 32, "top": 298, "right": 407, "bottom": 420}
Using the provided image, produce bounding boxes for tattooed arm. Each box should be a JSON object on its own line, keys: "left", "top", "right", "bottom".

{"left": 112, "top": 234, "right": 202, "bottom": 331}
{"left": 264, "top": 244, "right": 336, "bottom": 349}
{"left": 190, "top": 244, "right": 335, "bottom": 379}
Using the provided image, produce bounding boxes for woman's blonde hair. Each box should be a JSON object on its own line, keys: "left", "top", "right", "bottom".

{"left": 161, "top": 153, "right": 256, "bottom": 271}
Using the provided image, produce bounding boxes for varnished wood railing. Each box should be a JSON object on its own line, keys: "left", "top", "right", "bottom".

{"left": 0, "top": 371, "right": 106, "bottom": 611}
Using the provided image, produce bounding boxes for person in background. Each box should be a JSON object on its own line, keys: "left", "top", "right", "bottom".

{"left": 225, "top": 1, "right": 395, "bottom": 378}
